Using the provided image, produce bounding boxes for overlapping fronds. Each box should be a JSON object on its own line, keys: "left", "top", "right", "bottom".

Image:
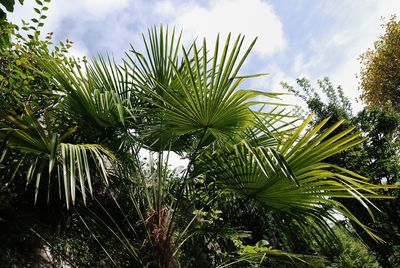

{"left": 203, "top": 114, "right": 394, "bottom": 242}
{"left": 38, "top": 56, "right": 135, "bottom": 129}
{"left": 0, "top": 105, "right": 115, "bottom": 208}
{"left": 1, "top": 24, "right": 395, "bottom": 267}
{"left": 125, "top": 27, "right": 287, "bottom": 152}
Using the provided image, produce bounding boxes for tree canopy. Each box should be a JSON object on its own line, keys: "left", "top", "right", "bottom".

{"left": 359, "top": 16, "right": 400, "bottom": 111}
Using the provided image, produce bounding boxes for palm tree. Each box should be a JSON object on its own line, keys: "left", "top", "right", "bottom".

{"left": 0, "top": 26, "right": 393, "bottom": 267}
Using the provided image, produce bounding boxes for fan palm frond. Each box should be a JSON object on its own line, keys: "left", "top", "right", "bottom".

{"left": 0, "top": 105, "right": 115, "bottom": 208}
{"left": 203, "top": 114, "right": 394, "bottom": 243}
{"left": 38, "top": 55, "right": 135, "bottom": 130}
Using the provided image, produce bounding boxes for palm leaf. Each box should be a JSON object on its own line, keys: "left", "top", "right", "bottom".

{"left": 0, "top": 104, "right": 116, "bottom": 208}
{"left": 124, "top": 27, "right": 290, "bottom": 152}
{"left": 203, "top": 116, "right": 394, "bottom": 243}
{"left": 37, "top": 55, "right": 135, "bottom": 130}
{"left": 60, "top": 143, "right": 115, "bottom": 208}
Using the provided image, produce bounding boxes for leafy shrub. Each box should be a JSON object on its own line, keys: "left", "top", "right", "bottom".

{"left": 327, "top": 229, "right": 380, "bottom": 268}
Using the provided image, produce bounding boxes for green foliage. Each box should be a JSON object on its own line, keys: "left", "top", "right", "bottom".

{"left": 359, "top": 16, "right": 400, "bottom": 111}
{"left": 0, "top": 0, "right": 24, "bottom": 20}
{"left": 0, "top": 3, "right": 397, "bottom": 267}
{"left": 0, "top": 0, "right": 25, "bottom": 47}
{"left": 61, "top": 30, "right": 392, "bottom": 267}
{"left": 0, "top": 0, "right": 116, "bottom": 209}
{"left": 0, "top": 0, "right": 24, "bottom": 12}
{"left": 285, "top": 77, "right": 400, "bottom": 267}
{"left": 327, "top": 229, "right": 380, "bottom": 268}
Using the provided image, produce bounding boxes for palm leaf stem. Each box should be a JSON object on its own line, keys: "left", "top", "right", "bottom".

{"left": 165, "top": 127, "right": 208, "bottom": 244}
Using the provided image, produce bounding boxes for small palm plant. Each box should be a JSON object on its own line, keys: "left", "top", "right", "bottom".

{"left": 0, "top": 26, "right": 394, "bottom": 267}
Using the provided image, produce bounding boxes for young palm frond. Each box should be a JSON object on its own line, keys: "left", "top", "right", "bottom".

{"left": 126, "top": 26, "right": 183, "bottom": 95}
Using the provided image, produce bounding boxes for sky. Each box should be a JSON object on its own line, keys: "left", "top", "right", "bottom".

{"left": 8, "top": 0, "right": 400, "bottom": 112}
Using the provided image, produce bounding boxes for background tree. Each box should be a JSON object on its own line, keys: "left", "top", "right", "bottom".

{"left": 359, "top": 16, "right": 400, "bottom": 111}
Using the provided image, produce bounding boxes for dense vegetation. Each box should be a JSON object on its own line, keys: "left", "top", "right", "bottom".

{"left": 283, "top": 77, "right": 400, "bottom": 267}
{"left": 0, "top": 2, "right": 399, "bottom": 267}
{"left": 359, "top": 16, "right": 400, "bottom": 111}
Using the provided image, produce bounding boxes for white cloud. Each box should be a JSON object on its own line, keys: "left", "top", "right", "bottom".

{"left": 268, "top": 0, "right": 400, "bottom": 112}
{"left": 293, "top": 53, "right": 307, "bottom": 74}
{"left": 8, "top": 0, "right": 154, "bottom": 59}
{"left": 8, "top": 0, "right": 286, "bottom": 60}
{"left": 156, "top": 0, "right": 286, "bottom": 57}
{"left": 9, "top": 0, "right": 128, "bottom": 30}
{"left": 73, "top": 0, "right": 129, "bottom": 18}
